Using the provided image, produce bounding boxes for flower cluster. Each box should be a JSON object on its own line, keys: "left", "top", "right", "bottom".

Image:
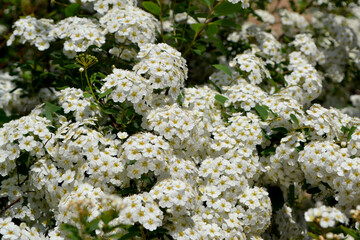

{"left": 229, "top": 53, "right": 271, "bottom": 85}
{"left": 0, "top": 110, "right": 52, "bottom": 177}
{"left": 7, "top": 16, "right": 54, "bottom": 51}
{"left": 99, "top": 5, "right": 159, "bottom": 46}
{"left": 3, "top": 0, "right": 360, "bottom": 239}
{"left": 100, "top": 69, "right": 152, "bottom": 113}
{"left": 119, "top": 132, "right": 172, "bottom": 179}
{"left": 305, "top": 202, "right": 348, "bottom": 228}
{"left": 50, "top": 17, "right": 105, "bottom": 58}
{"left": 134, "top": 43, "right": 188, "bottom": 99}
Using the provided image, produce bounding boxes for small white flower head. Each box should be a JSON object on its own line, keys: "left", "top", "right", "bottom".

{"left": 117, "top": 132, "right": 129, "bottom": 140}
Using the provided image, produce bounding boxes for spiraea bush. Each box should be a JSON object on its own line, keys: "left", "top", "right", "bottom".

{"left": 1, "top": 0, "right": 360, "bottom": 239}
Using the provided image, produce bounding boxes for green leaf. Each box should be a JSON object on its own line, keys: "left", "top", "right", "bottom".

{"left": 119, "top": 230, "right": 141, "bottom": 240}
{"left": 199, "top": 0, "right": 214, "bottom": 7}
{"left": 101, "top": 210, "right": 118, "bottom": 225}
{"left": 340, "top": 226, "right": 360, "bottom": 238}
{"left": 118, "top": 187, "right": 138, "bottom": 196}
{"left": 261, "top": 146, "right": 276, "bottom": 156}
{"left": 306, "top": 222, "right": 322, "bottom": 235}
{"left": 65, "top": 3, "right": 80, "bottom": 17}
{"left": 347, "top": 126, "right": 357, "bottom": 141}
{"left": 205, "top": 23, "right": 219, "bottom": 37}
{"left": 255, "top": 104, "right": 269, "bottom": 121}
{"left": 214, "top": 2, "right": 243, "bottom": 16}
{"left": 43, "top": 102, "right": 62, "bottom": 121}
{"left": 215, "top": 94, "right": 228, "bottom": 105}
{"left": 90, "top": 73, "right": 98, "bottom": 84}
{"left": 83, "top": 92, "right": 92, "bottom": 98}
{"left": 0, "top": 109, "right": 13, "bottom": 125}
{"left": 307, "top": 232, "right": 319, "bottom": 239}
{"left": 98, "top": 87, "right": 114, "bottom": 98}
{"left": 213, "top": 64, "right": 232, "bottom": 77}
{"left": 142, "top": 1, "right": 161, "bottom": 16}
{"left": 191, "top": 23, "right": 205, "bottom": 34}
{"left": 208, "top": 80, "right": 222, "bottom": 93}
{"left": 85, "top": 218, "right": 100, "bottom": 234}
{"left": 206, "top": 36, "right": 227, "bottom": 55}
{"left": 213, "top": 19, "right": 241, "bottom": 28}
{"left": 272, "top": 127, "right": 288, "bottom": 134}
{"left": 60, "top": 224, "right": 81, "bottom": 239}
{"left": 290, "top": 113, "right": 299, "bottom": 125}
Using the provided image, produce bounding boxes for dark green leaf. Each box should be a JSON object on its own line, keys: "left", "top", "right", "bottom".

{"left": 90, "top": 73, "right": 98, "bottom": 84}
{"left": 119, "top": 230, "right": 141, "bottom": 240}
{"left": 213, "top": 19, "right": 241, "bottom": 28}
{"left": 213, "top": 64, "right": 232, "bottom": 77}
{"left": 255, "top": 104, "right": 269, "bottom": 121}
{"left": 118, "top": 187, "right": 138, "bottom": 196}
{"left": 272, "top": 127, "right": 288, "bottom": 134}
{"left": 191, "top": 23, "right": 205, "bottom": 34}
{"left": 199, "top": 0, "right": 214, "bottom": 7}
{"left": 208, "top": 80, "right": 222, "bottom": 93}
{"left": 0, "top": 109, "right": 13, "bottom": 125}
{"left": 214, "top": 2, "right": 243, "bottom": 16}
{"left": 340, "top": 226, "right": 360, "bottom": 238}
{"left": 43, "top": 102, "right": 62, "bottom": 121}
{"left": 262, "top": 129, "right": 271, "bottom": 140}
{"left": 83, "top": 92, "right": 92, "bottom": 98}
{"left": 97, "top": 72, "right": 107, "bottom": 79}
{"left": 206, "top": 23, "right": 219, "bottom": 37}
{"left": 142, "top": 1, "right": 161, "bottom": 16}
{"left": 65, "top": 3, "right": 80, "bottom": 17}
{"left": 261, "top": 146, "right": 276, "bottom": 156}
{"left": 215, "top": 94, "right": 228, "bottom": 105}
{"left": 85, "top": 218, "right": 100, "bottom": 234}
{"left": 307, "top": 222, "right": 322, "bottom": 235}
{"left": 206, "top": 36, "right": 227, "bottom": 55}
{"left": 98, "top": 87, "right": 114, "bottom": 98}
{"left": 307, "top": 232, "right": 319, "bottom": 239}
{"left": 290, "top": 113, "right": 299, "bottom": 125}
{"left": 347, "top": 126, "right": 357, "bottom": 141}
{"left": 341, "top": 126, "right": 349, "bottom": 134}
{"left": 60, "top": 223, "right": 80, "bottom": 235}
{"left": 101, "top": 210, "right": 118, "bottom": 225}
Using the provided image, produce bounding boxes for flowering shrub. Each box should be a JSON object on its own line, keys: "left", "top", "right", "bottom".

{"left": 1, "top": 0, "right": 360, "bottom": 239}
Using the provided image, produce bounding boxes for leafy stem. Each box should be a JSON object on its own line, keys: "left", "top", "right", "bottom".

{"left": 183, "top": 0, "right": 226, "bottom": 57}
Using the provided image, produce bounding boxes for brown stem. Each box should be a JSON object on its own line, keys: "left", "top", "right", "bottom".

{"left": 0, "top": 196, "right": 22, "bottom": 216}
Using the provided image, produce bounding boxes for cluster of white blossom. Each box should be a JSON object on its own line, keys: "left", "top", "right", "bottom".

{"left": 0, "top": 109, "right": 52, "bottom": 177}
{"left": 100, "top": 69, "right": 152, "bottom": 113}
{"left": 50, "top": 17, "right": 105, "bottom": 58}
{"left": 0, "top": 71, "right": 54, "bottom": 115}
{"left": 69, "top": 0, "right": 137, "bottom": 14}
{"left": 99, "top": 5, "right": 159, "bottom": 46}
{"left": 305, "top": 202, "right": 348, "bottom": 228}
{"left": 3, "top": 0, "right": 360, "bottom": 239}
{"left": 229, "top": 53, "right": 271, "bottom": 85}
{"left": 7, "top": 16, "right": 54, "bottom": 51}
{"left": 56, "top": 87, "right": 99, "bottom": 121}
{"left": 134, "top": 43, "right": 188, "bottom": 99}
{"left": 279, "top": 9, "right": 309, "bottom": 36}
